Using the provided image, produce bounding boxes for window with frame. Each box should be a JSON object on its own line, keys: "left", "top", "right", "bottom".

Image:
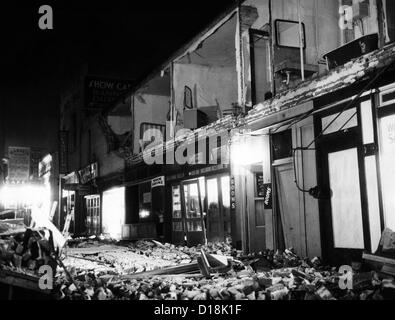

{"left": 378, "top": 85, "right": 395, "bottom": 231}
{"left": 275, "top": 19, "right": 306, "bottom": 49}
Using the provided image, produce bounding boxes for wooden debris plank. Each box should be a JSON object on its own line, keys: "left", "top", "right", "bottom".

{"left": 0, "top": 229, "right": 27, "bottom": 237}
{"left": 66, "top": 245, "right": 123, "bottom": 255}
{"left": 0, "top": 269, "right": 51, "bottom": 294}
{"left": 66, "top": 254, "right": 110, "bottom": 265}
{"left": 363, "top": 253, "right": 395, "bottom": 276}
{"left": 363, "top": 253, "right": 395, "bottom": 265}
{"left": 119, "top": 262, "right": 200, "bottom": 279}
{"left": 152, "top": 240, "right": 166, "bottom": 248}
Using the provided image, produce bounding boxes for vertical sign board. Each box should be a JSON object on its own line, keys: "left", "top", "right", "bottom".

{"left": 262, "top": 183, "right": 272, "bottom": 209}
{"left": 230, "top": 176, "right": 236, "bottom": 211}
{"left": 59, "top": 131, "right": 68, "bottom": 174}
{"left": 8, "top": 147, "right": 31, "bottom": 182}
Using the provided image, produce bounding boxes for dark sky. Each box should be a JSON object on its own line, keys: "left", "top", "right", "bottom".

{"left": 0, "top": 0, "right": 235, "bottom": 154}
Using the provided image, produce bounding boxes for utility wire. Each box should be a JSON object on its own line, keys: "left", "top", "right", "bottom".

{"left": 337, "top": 110, "right": 358, "bottom": 132}
{"left": 272, "top": 107, "right": 316, "bottom": 133}
{"left": 305, "top": 59, "right": 395, "bottom": 149}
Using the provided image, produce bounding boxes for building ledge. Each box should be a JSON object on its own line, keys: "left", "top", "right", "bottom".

{"left": 245, "top": 42, "right": 395, "bottom": 125}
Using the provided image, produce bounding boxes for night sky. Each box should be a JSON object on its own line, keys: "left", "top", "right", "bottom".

{"left": 0, "top": 0, "right": 235, "bottom": 155}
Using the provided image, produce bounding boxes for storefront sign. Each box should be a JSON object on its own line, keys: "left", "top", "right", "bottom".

{"left": 230, "top": 176, "right": 236, "bottom": 210}
{"left": 263, "top": 183, "right": 272, "bottom": 210}
{"left": 8, "top": 146, "right": 30, "bottom": 182}
{"left": 64, "top": 171, "right": 79, "bottom": 185}
{"left": 85, "top": 76, "right": 134, "bottom": 109}
{"left": 151, "top": 176, "right": 165, "bottom": 188}
{"left": 78, "top": 162, "right": 99, "bottom": 184}
{"left": 59, "top": 131, "right": 69, "bottom": 174}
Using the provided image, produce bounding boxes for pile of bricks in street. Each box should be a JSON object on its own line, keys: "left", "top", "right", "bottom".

{"left": 0, "top": 227, "right": 57, "bottom": 277}
{"left": 62, "top": 245, "right": 181, "bottom": 275}
{"left": 126, "top": 240, "right": 234, "bottom": 262}
{"left": 54, "top": 240, "right": 395, "bottom": 300}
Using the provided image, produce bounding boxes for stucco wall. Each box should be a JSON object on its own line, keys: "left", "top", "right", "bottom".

{"left": 173, "top": 63, "right": 238, "bottom": 125}
{"left": 133, "top": 94, "right": 169, "bottom": 154}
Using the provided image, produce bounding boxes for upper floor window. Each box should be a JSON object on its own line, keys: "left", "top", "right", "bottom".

{"left": 275, "top": 19, "right": 306, "bottom": 49}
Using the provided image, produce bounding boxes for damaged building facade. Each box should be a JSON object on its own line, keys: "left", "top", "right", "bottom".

{"left": 58, "top": 0, "right": 395, "bottom": 265}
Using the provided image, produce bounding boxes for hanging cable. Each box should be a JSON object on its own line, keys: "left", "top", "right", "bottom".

{"left": 292, "top": 147, "right": 316, "bottom": 193}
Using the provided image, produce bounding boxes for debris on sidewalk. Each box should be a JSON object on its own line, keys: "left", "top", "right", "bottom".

{"left": 48, "top": 238, "right": 395, "bottom": 301}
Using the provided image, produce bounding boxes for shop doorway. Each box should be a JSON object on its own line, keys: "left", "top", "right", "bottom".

{"left": 205, "top": 175, "right": 231, "bottom": 243}
{"left": 102, "top": 187, "right": 125, "bottom": 240}
{"left": 273, "top": 160, "right": 302, "bottom": 253}
{"left": 271, "top": 129, "right": 302, "bottom": 254}
{"left": 249, "top": 167, "right": 267, "bottom": 253}
{"left": 316, "top": 106, "right": 371, "bottom": 265}
{"left": 171, "top": 179, "right": 205, "bottom": 246}
{"left": 85, "top": 195, "right": 101, "bottom": 236}
{"left": 171, "top": 174, "right": 231, "bottom": 246}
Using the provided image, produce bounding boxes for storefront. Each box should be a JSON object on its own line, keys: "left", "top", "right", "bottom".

{"left": 61, "top": 165, "right": 99, "bottom": 236}
{"left": 168, "top": 164, "right": 232, "bottom": 247}
{"left": 122, "top": 175, "right": 165, "bottom": 241}
{"left": 79, "top": 162, "right": 100, "bottom": 236}
{"left": 102, "top": 186, "right": 125, "bottom": 240}
{"left": 312, "top": 79, "right": 395, "bottom": 265}
{"left": 233, "top": 100, "right": 321, "bottom": 257}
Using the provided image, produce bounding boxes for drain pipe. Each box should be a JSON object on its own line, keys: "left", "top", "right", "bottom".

{"left": 297, "top": 0, "right": 305, "bottom": 81}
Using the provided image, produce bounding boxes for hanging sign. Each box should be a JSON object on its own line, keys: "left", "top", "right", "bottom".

{"left": 263, "top": 183, "right": 273, "bottom": 210}
{"left": 78, "top": 162, "right": 99, "bottom": 184}
{"left": 151, "top": 176, "right": 165, "bottom": 189}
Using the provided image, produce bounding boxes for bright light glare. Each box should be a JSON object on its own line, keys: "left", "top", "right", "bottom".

{"left": 0, "top": 184, "right": 50, "bottom": 209}
{"left": 102, "top": 187, "right": 125, "bottom": 240}
{"left": 139, "top": 209, "right": 150, "bottom": 219}
{"left": 231, "top": 134, "right": 265, "bottom": 166}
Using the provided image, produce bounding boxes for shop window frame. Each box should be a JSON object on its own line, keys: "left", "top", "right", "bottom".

{"left": 376, "top": 83, "right": 395, "bottom": 232}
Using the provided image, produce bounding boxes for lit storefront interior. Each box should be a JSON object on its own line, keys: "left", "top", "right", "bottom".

{"left": 102, "top": 187, "right": 125, "bottom": 240}
{"left": 171, "top": 173, "right": 232, "bottom": 247}
{"left": 231, "top": 132, "right": 268, "bottom": 253}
